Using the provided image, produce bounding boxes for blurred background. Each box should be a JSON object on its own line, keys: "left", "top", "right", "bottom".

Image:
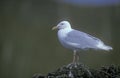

{"left": 0, "top": 0, "right": 120, "bottom": 78}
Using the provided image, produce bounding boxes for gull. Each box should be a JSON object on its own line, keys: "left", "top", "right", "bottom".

{"left": 52, "top": 21, "right": 113, "bottom": 63}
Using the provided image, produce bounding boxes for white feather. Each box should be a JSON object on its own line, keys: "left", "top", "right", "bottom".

{"left": 97, "top": 41, "right": 113, "bottom": 51}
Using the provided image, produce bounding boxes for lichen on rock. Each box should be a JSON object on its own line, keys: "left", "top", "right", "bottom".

{"left": 33, "top": 63, "right": 120, "bottom": 78}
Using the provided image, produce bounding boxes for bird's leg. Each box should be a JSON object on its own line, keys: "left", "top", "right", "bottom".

{"left": 73, "top": 50, "right": 77, "bottom": 64}
{"left": 73, "top": 50, "right": 80, "bottom": 64}
{"left": 76, "top": 52, "right": 79, "bottom": 63}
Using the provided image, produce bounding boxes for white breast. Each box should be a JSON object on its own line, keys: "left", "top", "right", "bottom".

{"left": 57, "top": 28, "right": 74, "bottom": 49}
{"left": 58, "top": 28, "right": 72, "bottom": 41}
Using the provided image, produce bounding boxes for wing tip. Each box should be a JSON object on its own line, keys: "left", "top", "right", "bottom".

{"left": 97, "top": 42, "right": 113, "bottom": 51}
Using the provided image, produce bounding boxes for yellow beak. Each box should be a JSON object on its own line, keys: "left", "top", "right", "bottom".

{"left": 52, "top": 26, "right": 58, "bottom": 30}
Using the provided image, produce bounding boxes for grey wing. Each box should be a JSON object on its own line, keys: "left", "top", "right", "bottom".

{"left": 65, "top": 29, "right": 102, "bottom": 49}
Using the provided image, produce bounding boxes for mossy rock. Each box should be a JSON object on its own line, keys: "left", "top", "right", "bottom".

{"left": 33, "top": 63, "right": 120, "bottom": 78}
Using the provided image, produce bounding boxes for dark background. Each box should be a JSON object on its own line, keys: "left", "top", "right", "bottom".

{"left": 0, "top": 0, "right": 120, "bottom": 78}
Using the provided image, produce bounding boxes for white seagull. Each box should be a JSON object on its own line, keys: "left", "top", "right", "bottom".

{"left": 52, "top": 21, "right": 113, "bottom": 63}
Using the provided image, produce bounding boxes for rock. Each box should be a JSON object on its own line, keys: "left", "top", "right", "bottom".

{"left": 33, "top": 63, "right": 120, "bottom": 78}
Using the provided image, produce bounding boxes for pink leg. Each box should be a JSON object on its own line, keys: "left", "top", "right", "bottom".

{"left": 73, "top": 50, "right": 77, "bottom": 64}
{"left": 73, "top": 50, "right": 79, "bottom": 64}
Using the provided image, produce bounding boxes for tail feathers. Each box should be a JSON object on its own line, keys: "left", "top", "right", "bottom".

{"left": 101, "top": 45, "right": 113, "bottom": 51}
{"left": 97, "top": 42, "right": 113, "bottom": 51}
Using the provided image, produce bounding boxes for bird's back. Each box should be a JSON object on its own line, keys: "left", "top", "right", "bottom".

{"left": 58, "top": 29, "right": 112, "bottom": 51}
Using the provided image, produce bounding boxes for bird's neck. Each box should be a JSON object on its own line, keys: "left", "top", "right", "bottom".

{"left": 61, "top": 27, "right": 72, "bottom": 33}
{"left": 58, "top": 28, "right": 73, "bottom": 37}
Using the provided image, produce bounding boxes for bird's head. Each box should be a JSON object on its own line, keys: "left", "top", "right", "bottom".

{"left": 52, "top": 21, "right": 71, "bottom": 30}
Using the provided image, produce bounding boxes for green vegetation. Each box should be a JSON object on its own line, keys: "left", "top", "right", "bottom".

{"left": 33, "top": 63, "right": 120, "bottom": 78}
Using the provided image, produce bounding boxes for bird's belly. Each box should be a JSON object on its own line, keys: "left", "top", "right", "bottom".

{"left": 58, "top": 38, "right": 80, "bottom": 50}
